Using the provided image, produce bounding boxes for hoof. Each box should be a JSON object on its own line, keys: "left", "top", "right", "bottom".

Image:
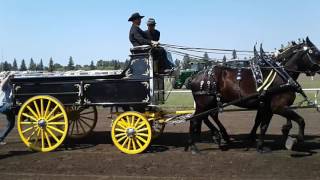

{"left": 257, "top": 146, "right": 272, "bottom": 154}
{"left": 285, "top": 136, "right": 298, "bottom": 150}
{"left": 211, "top": 131, "right": 222, "bottom": 146}
{"left": 190, "top": 145, "right": 200, "bottom": 155}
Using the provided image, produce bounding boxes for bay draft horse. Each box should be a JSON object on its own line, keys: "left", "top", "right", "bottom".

{"left": 187, "top": 37, "right": 320, "bottom": 154}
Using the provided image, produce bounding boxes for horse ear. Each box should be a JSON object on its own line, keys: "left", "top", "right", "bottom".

{"left": 254, "top": 45, "right": 259, "bottom": 57}
{"left": 260, "top": 43, "right": 265, "bottom": 56}
{"left": 306, "top": 36, "right": 314, "bottom": 46}
{"left": 292, "top": 41, "right": 297, "bottom": 45}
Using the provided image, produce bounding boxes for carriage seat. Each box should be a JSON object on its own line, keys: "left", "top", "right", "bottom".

{"left": 130, "top": 45, "right": 152, "bottom": 54}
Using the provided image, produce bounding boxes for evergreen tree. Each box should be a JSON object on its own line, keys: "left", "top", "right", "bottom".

{"left": 174, "top": 59, "right": 181, "bottom": 68}
{"left": 67, "top": 56, "right": 75, "bottom": 70}
{"left": 12, "top": 58, "right": 18, "bottom": 71}
{"left": 20, "top": 59, "right": 27, "bottom": 71}
{"left": 182, "top": 54, "right": 191, "bottom": 69}
{"left": 37, "top": 59, "right": 44, "bottom": 71}
{"left": 3, "top": 61, "right": 11, "bottom": 71}
{"left": 232, "top": 50, "right": 237, "bottom": 59}
{"left": 90, "top": 60, "right": 95, "bottom": 70}
{"left": 222, "top": 55, "right": 227, "bottom": 64}
{"left": 48, "top": 57, "right": 54, "bottom": 72}
{"left": 29, "top": 58, "right": 37, "bottom": 71}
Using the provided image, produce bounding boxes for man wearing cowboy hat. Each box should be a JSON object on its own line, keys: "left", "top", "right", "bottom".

{"left": 128, "top": 12, "right": 159, "bottom": 47}
{"left": 145, "top": 18, "right": 160, "bottom": 41}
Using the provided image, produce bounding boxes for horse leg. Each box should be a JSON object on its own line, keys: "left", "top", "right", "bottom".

{"left": 186, "top": 117, "right": 203, "bottom": 154}
{"left": 247, "top": 109, "right": 264, "bottom": 144}
{"left": 275, "top": 107, "right": 305, "bottom": 150}
{"left": 257, "top": 110, "right": 273, "bottom": 153}
{"left": 210, "top": 113, "right": 231, "bottom": 144}
{"left": 203, "top": 117, "right": 221, "bottom": 146}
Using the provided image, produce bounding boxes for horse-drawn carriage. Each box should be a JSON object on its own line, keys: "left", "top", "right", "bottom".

{"left": 11, "top": 45, "right": 169, "bottom": 154}
{"left": 9, "top": 37, "right": 320, "bottom": 154}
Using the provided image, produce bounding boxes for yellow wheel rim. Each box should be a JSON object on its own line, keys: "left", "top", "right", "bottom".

{"left": 111, "top": 111, "right": 152, "bottom": 154}
{"left": 17, "top": 95, "right": 68, "bottom": 152}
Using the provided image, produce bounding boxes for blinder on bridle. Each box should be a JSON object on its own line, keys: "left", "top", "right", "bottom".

{"left": 302, "top": 45, "right": 320, "bottom": 72}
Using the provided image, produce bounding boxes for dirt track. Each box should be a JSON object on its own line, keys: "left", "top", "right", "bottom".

{"left": 1, "top": 108, "right": 320, "bottom": 180}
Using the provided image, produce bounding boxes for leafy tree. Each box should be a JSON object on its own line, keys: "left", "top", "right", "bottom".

{"left": 20, "top": 59, "right": 27, "bottom": 71}
{"left": 90, "top": 60, "right": 95, "bottom": 70}
{"left": 53, "top": 63, "right": 63, "bottom": 71}
{"left": 12, "top": 58, "right": 18, "bottom": 71}
{"left": 67, "top": 56, "right": 75, "bottom": 70}
{"left": 182, "top": 54, "right": 191, "bottom": 69}
{"left": 29, "top": 58, "right": 37, "bottom": 71}
{"left": 48, "top": 57, "right": 54, "bottom": 72}
{"left": 37, "top": 59, "right": 44, "bottom": 71}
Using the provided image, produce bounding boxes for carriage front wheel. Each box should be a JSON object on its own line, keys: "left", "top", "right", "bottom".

{"left": 111, "top": 111, "right": 152, "bottom": 154}
{"left": 17, "top": 95, "right": 68, "bottom": 152}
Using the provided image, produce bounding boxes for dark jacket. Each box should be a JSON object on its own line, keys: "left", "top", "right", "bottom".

{"left": 129, "top": 25, "right": 151, "bottom": 46}
{"left": 145, "top": 29, "right": 160, "bottom": 41}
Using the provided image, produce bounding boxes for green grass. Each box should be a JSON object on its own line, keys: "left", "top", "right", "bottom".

{"left": 162, "top": 75, "right": 320, "bottom": 109}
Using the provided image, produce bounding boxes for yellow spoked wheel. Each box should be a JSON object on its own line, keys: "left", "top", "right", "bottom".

{"left": 111, "top": 111, "right": 152, "bottom": 154}
{"left": 17, "top": 95, "right": 68, "bottom": 152}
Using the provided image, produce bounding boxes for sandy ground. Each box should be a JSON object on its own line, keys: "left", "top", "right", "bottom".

{"left": 0, "top": 108, "right": 320, "bottom": 180}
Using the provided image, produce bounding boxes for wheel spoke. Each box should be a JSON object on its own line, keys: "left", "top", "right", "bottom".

{"left": 79, "top": 118, "right": 92, "bottom": 128}
{"left": 22, "top": 126, "right": 36, "bottom": 134}
{"left": 136, "top": 133, "right": 149, "bottom": 138}
{"left": 80, "top": 116, "right": 95, "bottom": 121}
{"left": 117, "top": 134, "right": 127, "bottom": 143}
{"left": 127, "top": 138, "right": 131, "bottom": 150}
{"left": 26, "top": 127, "right": 39, "bottom": 141}
{"left": 70, "top": 119, "right": 76, "bottom": 135}
{"left": 48, "top": 122, "right": 65, "bottom": 125}
{"left": 21, "top": 121, "right": 37, "bottom": 125}
{"left": 40, "top": 98, "right": 44, "bottom": 118}
{"left": 126, "top": 116, "right": 131, "bottom": 126}
{"left": 47, "top": 113, "right": 64, "bottom": 122}
{"left": 47, "top": 125, "right": 64, "bottom": 134}
{"left": 45, "top": 105, "right": 58, "bottom": 120}
{"left": 131, "top": 116, "right": 135, "bottom": 126}
{"left": 80, "top": 111, "right": 95, "bottom": 115}
{"left": 44, "top": 100, "right": 51, "bottom": 119}
{"left": 46, "top": 128, "right": 60, "bottom": 142}
{"left": 75, "top": 119, "right": 79, "bottom": 134}
{"left": 44, "top": 131, "right": 52, "bottom": 148}
{"left": 117, "top": 120, "right": 127, "bottom": 130}
{"left": 33, "top": 101, "right": 41, "bottom": 119}
{"left": 136, "top": 122, "right": 146, "bottom": 130}
{"left": 132, "top": 138, "right": 137, "bottom": 150}
{"left": 41, "top": 129, "right": 45, "bottom": 149}
{"left": 78, "top": 119, "right": 86, "bottom": 134}
{"left": 135, "top": 138, "right": 143, "bottom": 148}
{"left": 34, "top": 128, "right": 41, "bottom": 146}
{"left": 121, "top": 137, "right": 129, "bottom": 147}
{"left": 26, "top": 105, "right": 39, "bottom": 120}
{"left": 136, "top": 127, "right": 148, "bottom": 133}
{"left": 133, "top": 118, "right": 141, "bottom": 128}
{"left": 115, "top": 133, "right": 126, "bottom": 138}
{"left": 136, "top": 135, "right": 147, "bottom": 144}
{"left": 21, "top": 113, "right": 37, "bottom": 122}
{"left": 115, "top": 128, "right": 126, "bottom": 133}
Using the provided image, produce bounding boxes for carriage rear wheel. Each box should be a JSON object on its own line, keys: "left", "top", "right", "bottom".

{"left": 66, "top": 106, "right": 98, "bottom": 139}
{"left": 17, "top": 95, "right": 68, "bottom": 152}
{"left": 111, "top": 111, "right": 152, "bottom": 154}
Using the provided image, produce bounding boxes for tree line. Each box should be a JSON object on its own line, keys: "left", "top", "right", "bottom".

{"left": 0, "top": 57, "right": 129, "bottom": 72}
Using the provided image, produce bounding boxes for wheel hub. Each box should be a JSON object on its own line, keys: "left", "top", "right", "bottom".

{"left": 126, "top": 128, "right": 136, "bottom": 138}
{"left": 38, "top": 119, "right": 47, "bottom": 128}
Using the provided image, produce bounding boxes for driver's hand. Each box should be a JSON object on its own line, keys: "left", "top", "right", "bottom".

{"left": 151, "top": 41, "right": 160, "bottom": 47}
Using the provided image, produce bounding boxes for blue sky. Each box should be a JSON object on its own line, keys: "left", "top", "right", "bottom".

{"left": 0, "top": 0, "right": 319, "bottom": 65}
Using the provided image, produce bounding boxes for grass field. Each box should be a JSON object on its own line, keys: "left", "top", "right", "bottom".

{"left": 163, "top": 75, "right": 320, "bottom": 108}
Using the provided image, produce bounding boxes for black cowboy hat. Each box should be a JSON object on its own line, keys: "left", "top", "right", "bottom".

{"left": 128, "top": 12, "right": 144, "bottom": 21}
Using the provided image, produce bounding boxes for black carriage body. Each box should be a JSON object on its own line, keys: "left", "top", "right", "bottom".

{"left": 11, "top": 48, "right": 164, "bottom": 108}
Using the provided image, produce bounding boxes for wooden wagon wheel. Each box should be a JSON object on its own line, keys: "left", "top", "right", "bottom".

{"left": 66, "top": 106, "right": 98, "bottom": 139}
{"left": 111, "top": 111, "right": 152, "bottom": 154}
{"left": 17, "top": 95, "right": 68, "bottom": 152}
